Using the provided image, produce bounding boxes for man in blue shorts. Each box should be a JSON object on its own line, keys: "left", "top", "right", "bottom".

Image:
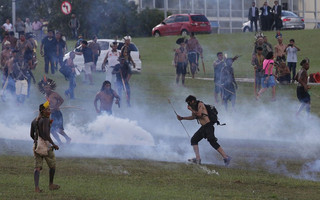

{"left": 174, "top": 38, "right": 188, "bottom": 86}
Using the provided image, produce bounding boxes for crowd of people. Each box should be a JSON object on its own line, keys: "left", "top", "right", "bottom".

{"left": 0, "top": 11, "right": 315, "bottom": 193}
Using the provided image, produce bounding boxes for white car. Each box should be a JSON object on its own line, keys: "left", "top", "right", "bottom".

{"left": 63, "top": 39, "right": 142, "bottom": 73}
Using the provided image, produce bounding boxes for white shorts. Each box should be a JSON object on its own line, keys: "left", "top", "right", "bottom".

{"left": 15, "top": 80, "right": 28, "bottom": 95}
{"left": 84, "top": 62, "right": 94, "bottom": 75}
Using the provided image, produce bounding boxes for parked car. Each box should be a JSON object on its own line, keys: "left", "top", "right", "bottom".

{"left": 63, "top": 39, "right": 142, "bottom": 73}
{"left": 210, "top": 21, "right": 220, "bottom": 33}
{"left": 152, "top": 14, "right": 211, "bottom": 37}
{"left": 242, "top": 10, "right": 305, "bottom": 32}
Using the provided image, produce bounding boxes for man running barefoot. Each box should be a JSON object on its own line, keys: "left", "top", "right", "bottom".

{"left": 38, "top": 77, "right": 71, "bottom": 144}
{"left": 94, "top": 80, "right": 120, "bottom": 115}
{"left": 176, "top": 95, "right": 231, "bottom": 166}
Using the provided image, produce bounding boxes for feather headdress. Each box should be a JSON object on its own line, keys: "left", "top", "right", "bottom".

{"left": 38, "top": 75, "right": 56, "bottom": 94}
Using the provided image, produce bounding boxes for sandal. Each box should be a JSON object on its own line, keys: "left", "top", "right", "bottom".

{"left": 188, "top": 158, "right": 201, "bottom": 165}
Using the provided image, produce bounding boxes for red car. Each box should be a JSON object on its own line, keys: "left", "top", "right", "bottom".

{"left": 152, "top": 14, "right": 211, "bottom": 37}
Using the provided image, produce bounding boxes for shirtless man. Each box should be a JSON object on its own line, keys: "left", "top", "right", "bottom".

{"left": 295, "top": 58, "right": 311, "bottom": 116}
{"left": 274, "top": 36, "right": 286, "bottom": 61}
{"left": 174, "top": 38, "right": 188, "bottom": 86}
{"left": 38, "top": 78, "right": 71, "bottom": 144}
{"left": 94, "top": 80, "right": 120, "bottom": 115}
{"left": 186, "top": 32, "right": 203, "bottom": 78}
{"left": 176, "top": 95, "right": 231, "bottom": 166}
{"left": 30, "top": 101, "right": 60, "bottom": 192}
{"left": 1, "top": 41, "right": 12, "bottom": 70}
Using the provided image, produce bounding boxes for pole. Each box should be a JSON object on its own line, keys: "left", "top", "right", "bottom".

{"left": 167, "top": 99, "right": 190, "bottom": 138}
{"left": 12, "top": 0, "right": 16, "bottom": 33}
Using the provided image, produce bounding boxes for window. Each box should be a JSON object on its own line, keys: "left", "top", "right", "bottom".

{"left": 191, "top": 15, "right": 209, "bottom": 22}
{"left": 98, "top": 41, "right": 109, "bottom": 50}
{"left": 164, "top": 16, "right": 175, "bottom": 24}
{"left": 175, "top": 15, "right": 189, "bottom": 22}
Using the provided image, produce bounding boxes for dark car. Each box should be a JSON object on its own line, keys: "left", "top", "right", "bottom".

{"left": 152, "top": 14, "right": 211, "bottom": 37}
{"left": 242, "top": 10, "right": 305, "bottom": 32}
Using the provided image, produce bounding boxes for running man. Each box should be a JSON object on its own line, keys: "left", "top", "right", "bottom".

{"left": 94, "top": 80, "right": 120, "bottom": 115}
{"left": 38, "top": 77, "right": 71, "bottom": 144}
{"left": 186, "top": 32, "right": 203, "bottom": 78}
{"left": 176, "top": 95, "right": 231, "bottom": 166}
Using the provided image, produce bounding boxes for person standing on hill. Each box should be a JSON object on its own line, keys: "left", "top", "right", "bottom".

{"left": 248, "top": 1, "right": 259, "bottom": 32}
{"left": 295, "top": 58, "right": 311, "bottom": 116}
{"left": 30, "top": 101, "right": 60, "bottom": 193}
{"left": 252, "top": 47, "right": 264, "bottom": 96}
{"left": 69, "top": 14, "right": 80, "bottom": 39}
{"left": 220, "top": 56, "right": 239, "bottom": 111}
{"left": 186, "top": 32, "right": 203, "bottom": 78}
{"left": 213, "top": 52, "right": 225, "bottom": 103}
{"left": 174, "top": 38, "right": 188, "bottom": 86}
{"left": 272, "top": 1, "right": 282, "bottom": 30}
{"left": 285, "top": 39, "right": 300, "bottom": 83}
{"left": 40, "top": 30, "right": 57, "bottom": 74}
{"left": 176, "top": 95, "right": 231, "bottom": 166}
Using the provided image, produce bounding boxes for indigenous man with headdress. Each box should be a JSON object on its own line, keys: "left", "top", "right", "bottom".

{"left": 120, "top": 36, "right": 135, "bottom": 68}
{"left": 102, "top": 41, "right": 120, "bottom": 83}
{"left": 38, "top": 77, "right": 71, "bottom": 144}
{"left": 94, "top": 80, "right": 120, "bottom": 115}
{"left": 30, "top": 101, "right": 60, "bottom": 192}
{"left": 295, "top": 58, "right": 311, "bottom": 116}
{"left": 252, "top": 32, "right": 271, "bottom": 58}
{"left": 252, "top": 46, "right": 264, "bottom": 96}
{"left": 186, "top": 32, "right": 203, "bottom": 78}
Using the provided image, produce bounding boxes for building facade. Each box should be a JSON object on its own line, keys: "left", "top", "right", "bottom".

{"left": 131, "top": 0, "right": 320, "bottom": 33}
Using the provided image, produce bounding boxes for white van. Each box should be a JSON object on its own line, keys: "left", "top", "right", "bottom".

{"left": 63, "top": 39, "right": 142, "bottom": 73}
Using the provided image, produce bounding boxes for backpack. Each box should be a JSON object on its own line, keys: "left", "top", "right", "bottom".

{"left": 204, "top": 104, "right": 220, "bottom": 125}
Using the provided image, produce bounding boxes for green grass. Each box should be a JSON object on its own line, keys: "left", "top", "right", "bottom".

{"left": 1, "top": 30, "right": 320, "bottom": 199}
{"left": 1, "top": 155, "right": 320, "bottom": 200}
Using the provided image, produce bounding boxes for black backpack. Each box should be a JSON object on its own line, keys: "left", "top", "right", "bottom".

{"left": 204, "top": 104, "right": 220, "bottom": 125}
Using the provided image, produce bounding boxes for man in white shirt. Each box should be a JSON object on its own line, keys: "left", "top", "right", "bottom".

{"left": 285, "top": 39, "right": 300, "bottom": 83}
{"left": 2, "top": 19, "right": 13, "bottom": 33}
{"left": 102, "top": 42, "right": 120, "bottom": 83}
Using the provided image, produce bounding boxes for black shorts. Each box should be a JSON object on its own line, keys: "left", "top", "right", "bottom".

{"left": 51, "top": 110, "right": 64, "bottom": 131}
{"left": 176, "top": 62, "right": 187, "bottom": 75}
{"left": 297, "top": 86, "right": 310, "bottom": 103}
{"left": 191, "top": 122, "right": 220, "bottom": 150}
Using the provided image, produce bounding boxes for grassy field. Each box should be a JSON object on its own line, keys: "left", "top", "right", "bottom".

{"left": 1, "top": 29, "right": 320, "bottom": 199}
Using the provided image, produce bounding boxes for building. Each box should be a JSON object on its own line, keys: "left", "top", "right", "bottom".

{"left": 131, "top": 0, "right": 320, "bottom": 33}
